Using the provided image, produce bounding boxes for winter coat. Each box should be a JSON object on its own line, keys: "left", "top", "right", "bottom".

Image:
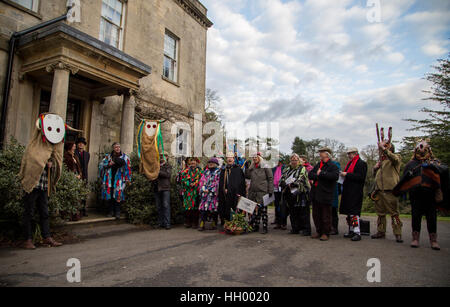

{"left": 99, "top": 152, "right": 131, "bottom": 202}
{"left": 155, "top": 162, "right": 172, "bottom": 192}
{"left": 218, "top": 164, "right": 246, "bottom": 214}
{"left": 309, "top": 159, "right": 340, "bottom": 205}
{"left": 179, "top": 166, "right": 203, "bottom": 210}
{"left": 245, "top": 162, "right": 274, "bottom": 204}
{"left": 339, "top": 158, "right": 367, "bottom": 216}
{"left": 199, "top": 167, "right": 221, "bottom": 212}
{"left": 75, "top": 149, "right": 90, "bottom": 180}
{"left": 64, "top": 151, "right": 82, "bottom": 176}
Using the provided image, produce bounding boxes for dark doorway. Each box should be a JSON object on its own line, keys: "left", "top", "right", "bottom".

{"left": 39, "top": 90, "right": 82, "bottom": 143}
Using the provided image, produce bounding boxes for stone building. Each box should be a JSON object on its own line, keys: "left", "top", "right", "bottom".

{"left": 0, "top": 0, "right": 212, "bottom": 183}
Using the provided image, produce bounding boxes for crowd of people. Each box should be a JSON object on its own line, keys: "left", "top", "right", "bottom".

{"left": 152, "top": 139, "right": 445, "bottom": 251}
{"left": 21, "top": 135, "right": 445, "bottom": 252}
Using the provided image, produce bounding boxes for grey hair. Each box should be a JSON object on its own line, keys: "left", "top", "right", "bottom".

{"left": 290, "top": 153, "right": 300, "bottom": 160}
{"left": 112, "top": 142, "right": 120, "bottom": 148}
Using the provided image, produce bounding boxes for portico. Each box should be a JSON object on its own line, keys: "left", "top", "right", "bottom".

{"left": 5, "top": 21, "right": 151, "bottom": 183}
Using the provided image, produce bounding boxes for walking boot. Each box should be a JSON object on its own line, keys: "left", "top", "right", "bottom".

{"left": 42, "top": 237, "right": 63, "bottom": 247}
{"left": 395, "top": 235, "right": 403, "bottom": 243}
{"left": 410, "top": 231, "right": 420, "bottom": 248}
{"left": 371, "top": 232, "right": 385, "bottom": 239}
{"left": 23, "top": 239, "right": 36, "bottom": 250}
{"left": 429, "top": 233, "right": 440, "bottom": 251}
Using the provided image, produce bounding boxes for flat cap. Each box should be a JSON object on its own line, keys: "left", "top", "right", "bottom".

{"left": 318, "top": 147, "right": 332, "bottom": 154}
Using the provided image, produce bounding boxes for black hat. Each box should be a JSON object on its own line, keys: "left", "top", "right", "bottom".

{"left": 76, "top": 137, "right": 87, "bottom": 145}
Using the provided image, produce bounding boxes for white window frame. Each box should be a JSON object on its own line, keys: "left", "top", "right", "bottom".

{"left": 163, "top": 30, "right": 179, "bottom": 83}
{"left": 9, "top": 0, "right": 39, "bottom": 12}
{"left": 176, "top": 127, "right": 189, "bottom": 157}
{"left": 99, "top": 0, "right": 126, "bottom": 50}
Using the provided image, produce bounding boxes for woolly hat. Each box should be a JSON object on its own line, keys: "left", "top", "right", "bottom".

{"left": 208, "top": 157, "right": 219, "bottom": 165}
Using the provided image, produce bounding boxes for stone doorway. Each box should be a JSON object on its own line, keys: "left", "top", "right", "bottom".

{"left": 39, "top": 90, "right": 83, "bottom": 142}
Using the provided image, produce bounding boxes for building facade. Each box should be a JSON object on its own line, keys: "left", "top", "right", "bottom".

{"left": 0, "top": 0, "right": 212, "bottom": 184}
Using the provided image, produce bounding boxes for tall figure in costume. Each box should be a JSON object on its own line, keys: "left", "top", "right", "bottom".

{"left": 136, "top": 120, "right": 165, "bottom": 181}
{"left": 198, "top": 157, "right": 221, "bottom": 231}
{"left": 371, "top": 126, "right": 403, "bottom": 243}
{"left": 339, "top": 147, "right": 368, "bottom": 241}
{"left": 19, "top": 113, "right": 80, "bottom": 249}
{"left": 218, "top": 152, "right": 247, "bottom": 225}
{"left": 99, "top": 142, "right": 131, "bottom": 219}
{"left": 394, "top": 139, "right": 449, "bottom": 250}
{"left": 180, "top": 157, "right": 203, "bottom": 228}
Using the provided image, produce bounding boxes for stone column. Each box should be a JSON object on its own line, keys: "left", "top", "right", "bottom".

{"left": 46, "top": 62, "right": 78, "bottom": 120}
{"left": 120, "top": 90, "right": 136, "bottom": 155}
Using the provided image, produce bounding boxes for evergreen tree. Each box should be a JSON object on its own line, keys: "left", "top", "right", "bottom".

{"left": 405, "top": 54, "right": 450, "bottom": 165}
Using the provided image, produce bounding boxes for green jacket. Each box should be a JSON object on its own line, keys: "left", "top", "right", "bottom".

{"left": 375, "top": 149, "right": 401, "bottom": 191}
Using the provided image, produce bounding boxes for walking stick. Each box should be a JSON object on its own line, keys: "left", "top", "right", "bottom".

{"left": 376, "top": 123, "right": 384, "bottom": 192}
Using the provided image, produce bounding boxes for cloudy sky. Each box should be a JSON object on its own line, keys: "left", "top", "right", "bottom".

{"left": 201, "top": 0, "right": 450, "bottom": 154}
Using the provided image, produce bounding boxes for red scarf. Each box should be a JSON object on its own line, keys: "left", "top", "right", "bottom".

{"left": 344, "top": 155, "right": 359, "bottom": 173}
{"left": 314, "top": 161, "right": 324, "bottom": 187}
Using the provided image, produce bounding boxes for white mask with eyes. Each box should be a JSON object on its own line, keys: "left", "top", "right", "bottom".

{"left": 144, "top": 121, "right": 158, "bottom": 137}
{"left": 41, "top": 114, "right": 66, "bottom": 144}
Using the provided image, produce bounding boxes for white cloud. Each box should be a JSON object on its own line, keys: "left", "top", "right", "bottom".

{"left": 422, "top": 42, "right": 448, "bottom": 57}
{"left": 201, "top": 0, "right": 448, "bottom": 153}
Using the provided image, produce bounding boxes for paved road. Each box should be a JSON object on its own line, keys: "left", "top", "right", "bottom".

{"left": 0, "top": 210, "right": 449, "bottom": 287}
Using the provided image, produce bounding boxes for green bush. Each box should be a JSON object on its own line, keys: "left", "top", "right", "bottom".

{"left": 0, "top": 138, "right": 89, "bottom": 240}
{"left": 121, "top": 152, "right": 184, "bottom": 226}
{"left": 0, "top": 138, "right": 26, "bottom": 238}
{"left": 50, "top": 165, "right": 90, "bottom": 222}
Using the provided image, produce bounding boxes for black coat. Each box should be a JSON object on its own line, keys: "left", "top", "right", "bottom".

{"left": 218, "top": 165, "right": 246, "bottom": 219}
{"left": 339, "top": 158, "right": 368, "bottom": 216}
{"left": 75, "top": 149, "right": 90, "bottom": 180}
{"left": 309, "top": 160, "right": 340, "bottom": 205}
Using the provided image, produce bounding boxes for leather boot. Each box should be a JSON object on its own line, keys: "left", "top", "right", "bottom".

{"left": 23, "top": 239, "right": 36, "bottom": 250}
{"left": 43, "top": 237, "right": 62, "bottom": 247}
{"left": 410, "top": 231, "right": 420, "bottom": 248}
{"left": 429, "top": 233, "right": 440, "bottom": 251}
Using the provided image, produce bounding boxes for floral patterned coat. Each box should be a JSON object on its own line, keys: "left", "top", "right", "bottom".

{"left": 180, "top": 166, "right": 203, "bottom": 210}
{"left": 198, "top": 167, "right": 221, "bottom": 212}
{"left": 99, "top": 152, "right": 131, "bottom": 202}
